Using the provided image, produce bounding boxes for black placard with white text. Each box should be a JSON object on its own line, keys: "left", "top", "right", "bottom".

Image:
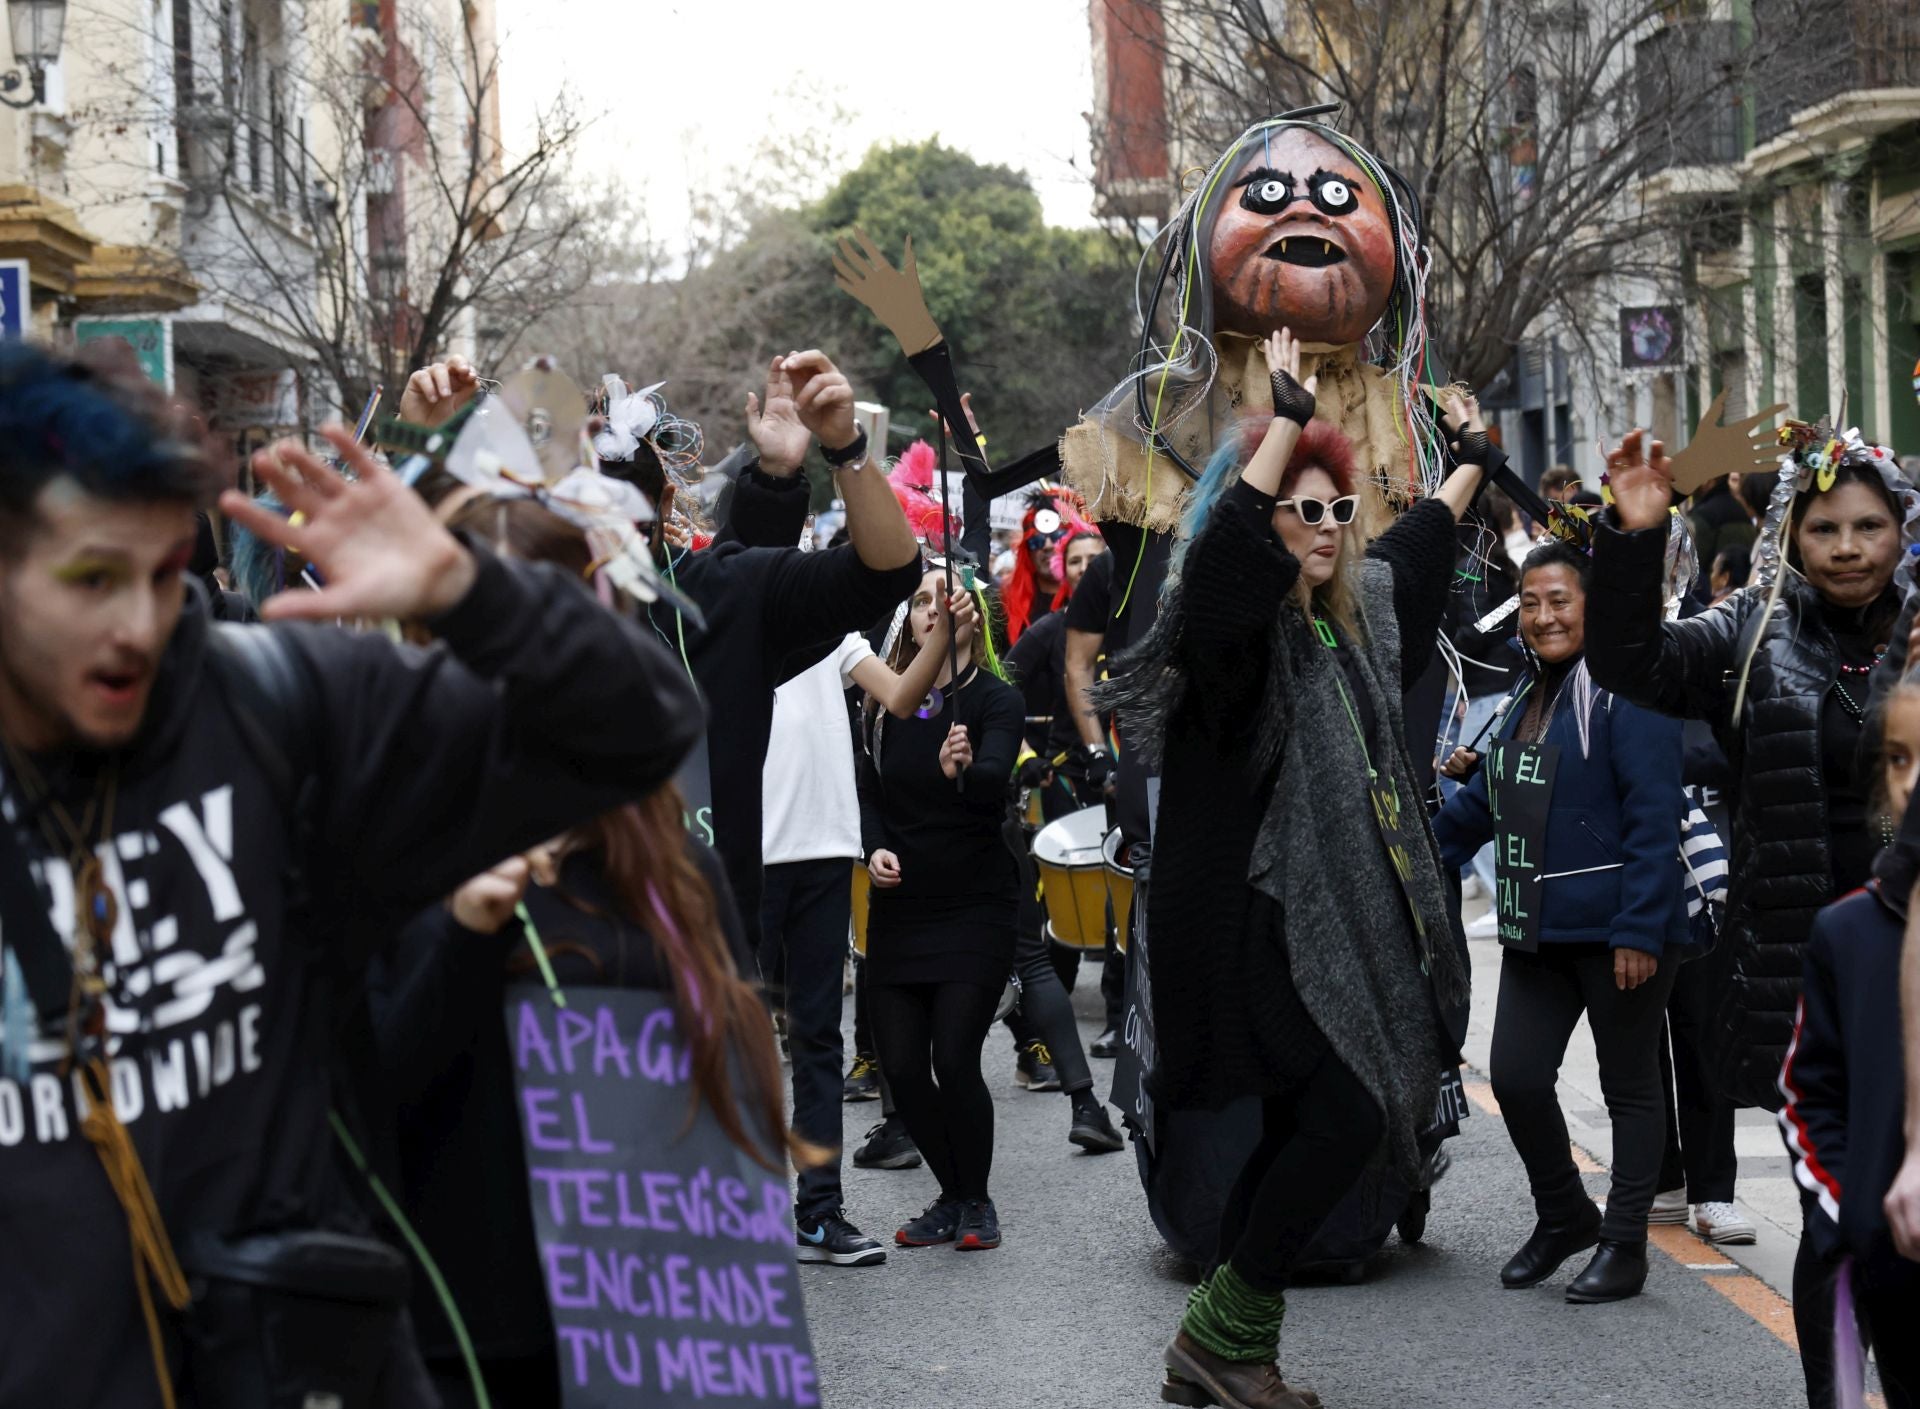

{"left": 1486, "top": 740, "right": 1560, "bottom": 952}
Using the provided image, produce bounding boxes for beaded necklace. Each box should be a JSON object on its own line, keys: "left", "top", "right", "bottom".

{"left": 1831, "top": 646, "right": 1887, "bottom": 723}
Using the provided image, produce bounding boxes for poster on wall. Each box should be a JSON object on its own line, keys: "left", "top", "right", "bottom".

{"left": 1619, "top": 306, "right": 1684, "bottom": 369}
{"left": 74, "top": 316, "right": 175, "bottom": 390}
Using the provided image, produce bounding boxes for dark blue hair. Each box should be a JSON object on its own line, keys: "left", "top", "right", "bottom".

{"left": 0, "top": 340, "right": 216, "bottom": 544}
{"left": 1170, "top": 428, "right": 1257, "bottom": 578}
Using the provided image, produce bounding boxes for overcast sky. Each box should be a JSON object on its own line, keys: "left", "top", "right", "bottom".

{"left": 494, "top": 0, "right": 1101, "bottom": 239}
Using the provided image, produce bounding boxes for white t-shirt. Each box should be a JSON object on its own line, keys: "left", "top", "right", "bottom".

{"left": 761, "top": 633, "right": 872, "bottom": 865}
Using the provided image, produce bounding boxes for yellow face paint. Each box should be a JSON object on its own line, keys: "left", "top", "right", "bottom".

{"left": 51, "top": 559, "right": 127, "bottom": 588}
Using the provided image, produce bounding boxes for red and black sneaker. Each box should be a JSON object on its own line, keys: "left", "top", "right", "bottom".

{"left": 954, "top": 1199, "right": 1002, "bottom": 1251}
{"left": 895, "top": 1198, "right": 963, "bottom": 1247}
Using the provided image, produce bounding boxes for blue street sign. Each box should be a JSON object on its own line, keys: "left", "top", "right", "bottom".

{"left": 0, "top": 260, "right": 28, "bottom": 338}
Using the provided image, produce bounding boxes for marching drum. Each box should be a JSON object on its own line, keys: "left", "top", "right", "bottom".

{"left": 1102, "top": 826, "right": 1134, "bottom": 953}
{"left": 849, "top": 862, "right": 870, "bottom": 956}
{"left": 1032, "top": 805, "right": 1111, "bottom": 951}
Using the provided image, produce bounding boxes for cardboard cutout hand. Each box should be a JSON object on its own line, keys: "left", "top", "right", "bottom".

{"left": 834, "top": 229, "right": 943, "bottom": 356}
{"left": 1667, "top": 391, "right": 1787, "bottom": 496}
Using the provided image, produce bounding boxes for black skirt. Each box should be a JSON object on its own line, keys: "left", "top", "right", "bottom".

{"left": 866, "top": 893, "right": 1018, "bottom": 989}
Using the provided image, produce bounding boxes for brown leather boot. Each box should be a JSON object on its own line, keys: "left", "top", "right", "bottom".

{"left": 1164, "top": 1332, "right": 1321, "bottom": 1409}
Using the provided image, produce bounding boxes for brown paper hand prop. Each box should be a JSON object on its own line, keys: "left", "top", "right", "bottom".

{"left": 833, "top": 229, "right": 943, "bottom": 356}
{"left": 1667, "top": 391, "right": 1788, "bottom": 496}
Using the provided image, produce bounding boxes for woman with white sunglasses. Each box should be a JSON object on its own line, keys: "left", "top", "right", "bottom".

{"left": 1100, "top": 328, "right": 1492, "bottom": 1409}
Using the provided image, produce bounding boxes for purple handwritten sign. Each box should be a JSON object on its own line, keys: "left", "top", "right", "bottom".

{"left": 507, "top": 987, "right": 820, "bottom": 1407}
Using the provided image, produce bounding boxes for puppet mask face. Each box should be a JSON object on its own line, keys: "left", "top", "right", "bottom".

{"left": 1207, "top": 129, "right": 1397, "bottom": 346}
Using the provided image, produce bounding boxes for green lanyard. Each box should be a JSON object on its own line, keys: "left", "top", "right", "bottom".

{"left": 1314, "top": 617, "right": 1430, "bottom": 950}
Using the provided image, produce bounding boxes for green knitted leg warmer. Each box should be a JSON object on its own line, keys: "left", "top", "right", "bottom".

{"left": 1179, "top": 1261, "right": 1286, "bottom": 1362}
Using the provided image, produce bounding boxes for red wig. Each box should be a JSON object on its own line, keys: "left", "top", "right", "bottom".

{"left": 1004, "top": 488, "right": 1093, "bottom": 642}
{"left": 1278, "top": 419, "right": 1359, "bottom": 499}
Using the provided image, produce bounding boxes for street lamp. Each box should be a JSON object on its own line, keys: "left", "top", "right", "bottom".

{"left": 0, "top": 0, "right": 64, "bottom": 109}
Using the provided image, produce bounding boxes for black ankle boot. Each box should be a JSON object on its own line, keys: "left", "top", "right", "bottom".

{"left": 1565, "top": 1239, "right": 1648, "bottom": 1303}
{"left": 1499, "top": 1206, "right": 1602, "bottom": 1289}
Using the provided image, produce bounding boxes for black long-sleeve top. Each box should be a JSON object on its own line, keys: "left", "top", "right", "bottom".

{"left": 647, "top": 470, "right": 920, "bottom": 945}
{"left": 856, "top": 668, "right": 1025, "bottom": 900}
{"left": 1145, "top": 483, "right": 1459, "bottom": 1106}
{"left": 374, "top": 845, "right": 748, "bottom": 1361}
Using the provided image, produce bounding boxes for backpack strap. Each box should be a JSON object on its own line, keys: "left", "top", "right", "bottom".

{"left": 203, "top": 623, "right": 314, "bottom": 811}
{"left": 0, "top": 815, "right": 71, "bottom": 1024}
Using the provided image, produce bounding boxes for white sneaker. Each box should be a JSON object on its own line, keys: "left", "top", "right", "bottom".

{"left": 1462, "top": 874, "right": 1486, "bottom": 902}
{"left": 1693, "top": 1201, "right": 1757, "bottom": 1245}
{"left": 1464, "top": 911, "right": 1500, "bottom": 939}
{"left": 1648, "top": 1188, "right": 1689, "bottom": 1224}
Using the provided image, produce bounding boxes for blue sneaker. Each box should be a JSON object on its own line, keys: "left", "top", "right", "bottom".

{"left": 795, "top": 1211, "right": 885, "bottom": 1267}
{"left": 895, "top": 1198, "right": 963, "bottom": 1247}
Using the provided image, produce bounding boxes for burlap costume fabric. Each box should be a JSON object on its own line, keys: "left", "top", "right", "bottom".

{"left": 1061, "top": 332, "right": 1441, "bottom": 539}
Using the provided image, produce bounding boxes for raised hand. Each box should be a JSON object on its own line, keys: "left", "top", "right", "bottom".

{"left": 449, "top": 856, "right": 532, "bottom": 934}
{"left": 1442, "top": 393, "right": 1492, "bottom": 467}
{"left": 928, "top": 391, "right": 982, "bottom": 440}
{"left": 399, "top": 356, "right": 481, "bottom": 429}
{"left": 946, "top": 588, "right": 979, "bottom": 649}
{"left": 745, "top": 356, "right": 811, "bottom": 476}
{"left": 222, "top": 425, "right": 477, "bottom": 623}
{"left": 1602, "top": 428, "right": 1676, "bottom": 533}
{"left": 781, "top": 350, "right": 859, "bottom": 452}
{"left": 1264, "top": 327, "right": 1319, "bottom": 427}
{"left": 833, "top": 229, "right": 943, "bottom": 355}
{"left": 1666, "top": 391, "right": 1787, "bottom": 497}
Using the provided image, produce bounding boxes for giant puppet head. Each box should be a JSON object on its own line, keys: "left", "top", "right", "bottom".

{"left": 1207, "top": 125, "right": 1402, "bottom": 347}
{"left": 1063, "top": 113, "right": 1440, "bottom": 533}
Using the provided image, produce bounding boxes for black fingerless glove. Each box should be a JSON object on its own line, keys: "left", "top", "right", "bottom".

{"left": 1270, "top": 366, "right": 1317, "bottom": 427}
{"left": 1078, "top": 745, "right": 1116, "bottom": 794}
{"left": 1445, "top": 425, "right": 1508, "bottom": 485}
{"left": 1016, "top": 755, "right": 1052, "bottom": 789}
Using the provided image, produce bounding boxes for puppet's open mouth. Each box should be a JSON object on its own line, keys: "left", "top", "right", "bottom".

{"left": 1262, "top": 237, "right": 1347, "bottom": 268}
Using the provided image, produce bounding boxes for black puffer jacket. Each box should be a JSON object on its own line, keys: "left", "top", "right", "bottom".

{"left": 1585, "top": 521, "right": 1896, "bottom": 1109}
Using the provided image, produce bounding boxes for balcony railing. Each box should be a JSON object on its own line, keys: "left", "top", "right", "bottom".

{"left": 1635, "top": 20, "right": 1744, "bottom": 176}
{"left": 1751, "top": 0, "right": 1920, "bottom": 144}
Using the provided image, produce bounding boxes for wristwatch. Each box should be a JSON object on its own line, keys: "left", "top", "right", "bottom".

{"left": 821, "top": 427, "right": 869, "bottom": 472}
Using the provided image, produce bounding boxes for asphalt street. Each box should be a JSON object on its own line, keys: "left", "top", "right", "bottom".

{"left": 802, "top": 967, "right": 1812, "bottom": 1409}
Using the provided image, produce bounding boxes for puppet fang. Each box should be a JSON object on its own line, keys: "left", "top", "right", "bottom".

{"left": 1265, "top": 237, "right": 1346, "bottom": 268}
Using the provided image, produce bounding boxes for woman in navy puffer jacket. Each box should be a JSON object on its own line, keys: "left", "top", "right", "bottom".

{"left": 1434, "top": 539, "right": 1687, "bottom": 1306}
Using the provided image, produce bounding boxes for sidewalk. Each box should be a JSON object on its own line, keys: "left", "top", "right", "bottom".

{"left": 1458, "top": 889, "right": 1804, "bottom": 1300}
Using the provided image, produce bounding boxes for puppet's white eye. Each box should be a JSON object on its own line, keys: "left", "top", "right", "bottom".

{"left": 1034, "top": 509, "right": 1062, "bottom": 534}
{"left": 1258, "top": 180, "right": 1287, "bottom": 203}
{"left": 1310, "top": 176, "right": 1358, "bottom": 215}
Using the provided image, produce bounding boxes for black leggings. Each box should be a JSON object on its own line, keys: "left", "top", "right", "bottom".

{"left": 1214, "top": 1048, "right": 1384, "bottom": 1293}
{"left": 869, "top": 979, "right": 1002, "bottom": 1201}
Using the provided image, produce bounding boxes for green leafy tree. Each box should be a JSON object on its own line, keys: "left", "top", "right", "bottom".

{"left": 524, "top": 140, "right": 1138, "bottom": 471}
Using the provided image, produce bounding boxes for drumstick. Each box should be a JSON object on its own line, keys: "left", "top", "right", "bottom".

{"left": 937, "top": 417, "right": 965, "bottom": 792}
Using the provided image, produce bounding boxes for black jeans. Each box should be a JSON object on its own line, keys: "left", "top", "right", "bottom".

{"left": 1006, "top": 914, "right": 1093, "bottom": 1093}
{"left": 1490, "top": 943, "right": 1678, "bottom": 1241}
{"left": 1795, "top": 1200, "right": 1836, "bottom": 1409}
{"left": 869, "top": 979, "right": 1002, "bottom": 1201}
{"left": 1214, "top": 1048, "right": 1384, "bottom": 1293}
{"left": 758, "top": 858, "right": 852, "bottom": 1221}
{"left": 1657, "top": 940, "right": 1738, "bottom": 1202}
